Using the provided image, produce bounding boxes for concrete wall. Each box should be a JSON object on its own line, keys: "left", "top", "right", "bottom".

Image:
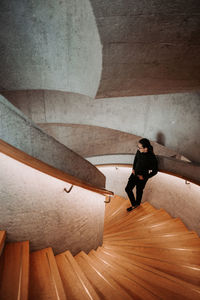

{"left": 0, "top": 95, "right": 105, "bottom": 189}
{"left": 37, "top": 124, "right": 178, "bottom": 158}
{"left": 99, "top": 166, "right": 200, "bottom": 236}
{"left": 3, "top": 90, "right": 200, "bottom": 163}
{"left": 90, "top": 0, "right": 200, "bottom": 97}
{"left": 0, "top": 0, "right": 102, "bottom": 98}
{"left": 0, "top": 153, "right": 105, "bottom": 254}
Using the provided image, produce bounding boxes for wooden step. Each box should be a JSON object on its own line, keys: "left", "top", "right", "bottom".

{"left": 104, "top": 202, "right": 157, "bottom": 232}
{"left": 103, "top": 233, "right": 200, "bottom": 248}
{"left": 104, "top": 200, "right": 156, "bottom": 225}
{"left": 104, "top": 231, "right": 197, "bottom": 241}
{"left": 142, "top": 201, "right": 158, "bottom": 210}
{"left": 56, "top": 250, "right": 100, "bottom": 300}
{"left": 0, "top": 231, "right": 6, "bottom": 256}
{"left": 92, "top": 248, "right": 200, "bottom": 300}
{"left": 75, "top": 251, "right": 133, "bottom": 300}
{"left": 101, "top": 247, "right": 200, "bottom": 286}
{"left": 104, "top": 202, "right": 131, "bottom": 227}
{"left": 29, "top": 247, "right": 66, "bottom": 300}
{"left": 113, "top": 210, "right": 172, "bottom": 232}
{"left": 105, "top": 207, "right": 155, "bottom": 231}
{"left": 0, "top": 241, "right": 29, "bottom": 300}
{"left": 102, "top": 244, "right": 200, "bottom": 265}
{"left": 103, "top": 239, "right": 200, "bottom": 249}
{"left": 104, "top": 208, "right": 172, "bottom": 234}
{"left": 104, "top": 232, "right": 200, "bottom": 248}
{"left": 88, "top": 250, "right": 159, "bottom": 299}
{"left": 104, "top": 218, "right": 189, "bottom": 239}
{"left": 104, "top": 195, "right": 128, "bottom": 220}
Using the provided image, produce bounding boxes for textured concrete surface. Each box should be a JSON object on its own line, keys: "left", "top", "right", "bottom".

{"left": 0, "top": 153, "right": 105, "bottom": 254}
{"left": 88, "top": 154, "right": 200, "bottom": 186}
{"left": 3, "top": 90, "right": 199, "bottom": 163}
{"left": 37, "top": 124, "right": 178, "bottom": 158}
{"left": 0, "top": 0, "right": 102, "bottom": 98}
{"left": 0, "top": 95, "right": 105, "bottom": 189}
{"left": 1, "top": 1, "right": 199, "bottom": 98}
{"left": 90, "top": 0, "right": 200, "bottom": 97}
{"left": 99, "top": 166, "right": 200, "bottom": 236}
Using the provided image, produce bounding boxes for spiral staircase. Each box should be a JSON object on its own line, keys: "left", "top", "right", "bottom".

{"left": 0, "top": 195, "right": 200, "bottom": 300}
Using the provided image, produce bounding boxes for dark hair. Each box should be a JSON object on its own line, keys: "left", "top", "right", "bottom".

{"left": 139, "top": 138, "right": 154, "bottom": 153}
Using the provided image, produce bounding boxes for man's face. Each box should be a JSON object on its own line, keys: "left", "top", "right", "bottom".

{"left": 137, "top": 143, "right": 148, "bottom": 153}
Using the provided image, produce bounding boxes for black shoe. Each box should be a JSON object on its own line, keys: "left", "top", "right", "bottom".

{"left": 134, "top": 204, "right": 140, "bottom": 209}
{"left": 127, "top": 205, "right": 140, "bottom": 212}
{"left": 127, "top": 206, "right": 133, "bottom": 212}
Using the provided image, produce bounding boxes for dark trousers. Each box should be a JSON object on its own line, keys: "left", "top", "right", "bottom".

{"left": 125, "top": 174, "right": 147, "bottom": 206}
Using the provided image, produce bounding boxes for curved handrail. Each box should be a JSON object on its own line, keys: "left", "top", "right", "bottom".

{"left": 90, "top": 154, "right": 200, "bottom": 186}
{"left": 97, "top": 163, "right": 200, "bottom": 187}
{"left": 0, "top": 139, "right": 114, "bottom": 196}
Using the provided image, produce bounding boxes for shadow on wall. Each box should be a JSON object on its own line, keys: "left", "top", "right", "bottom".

{"left": 156, "top": 131, "right": 166, "bottom": 146}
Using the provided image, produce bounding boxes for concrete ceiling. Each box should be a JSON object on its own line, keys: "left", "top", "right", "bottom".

{"left": 90, "top": 0, "right": 200, "bottom": 98}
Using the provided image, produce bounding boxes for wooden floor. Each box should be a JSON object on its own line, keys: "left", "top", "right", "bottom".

{"left": 0, "top": 195, "right": 200, "bottom": 299}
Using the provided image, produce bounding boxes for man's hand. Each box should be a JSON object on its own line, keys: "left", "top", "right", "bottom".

{"left": 132, "top": 169, "right": 135, "bottom": 174}
{"left": 137, "top": 175, "right": 144, "bottom": 180}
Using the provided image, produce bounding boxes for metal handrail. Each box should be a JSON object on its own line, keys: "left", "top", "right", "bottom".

{"left": 64, "top": 185, "right": 74, "bottom": 193}
{"left": 104, "top": 195, "right": 113, "bottom": 203}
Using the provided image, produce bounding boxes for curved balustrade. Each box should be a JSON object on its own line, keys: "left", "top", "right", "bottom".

{"left": 87, "top": 154, "right": 200, "bottom": 186}
{"left": 0, "top": 95, "right": 113, "bottom": 196}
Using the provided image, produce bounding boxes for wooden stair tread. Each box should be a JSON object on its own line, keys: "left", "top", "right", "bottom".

{"left": 91, "top": 249, "right": 200, "bottom": 300}
{"left": 104, "top": 210, "right": 178, "bottom": 234}
{"left": 104, "top": 231, "right": 198, "bottom": 241}
{"left": 105, "top": 204, "right": 157, "bottom": 231}
{"left": 103, "top": 231, "right": 200, "bottom": 247}
{"left": 104, "top": 195, "right": 129, "bottom": 219}
{"left": 103, "top": 238, "right": 200, "bottom": 248}
{"left": 29, "top": 247, "right": 66, "bottom": 300}
{"left": 101, "top": 247, "right": 200, "bottom": 286}
{"left": 75, "top": 251, "right": 133, "bottom": 300}
{"left": 114, "top": 213, "right": 173, "bottom": 231}
{"left": 104, "top": 219, "right": 188, "bottom": 239}
{"left": 102, "top": 244, "right": 200, "bottom": 264}
{"left": 0, "top": 241, "right": 29, "bottom": 300}
{"left": 88, "top": 250, "right": 159, "bottom": 300}
{"left": 104, "top": 195, "right": 127, "bottom": 217}
{"left": 56, "top": 250, "right": 100, "bottom": 300}
{"left": 0, "top": 231, "right": 6, "bottom": 256}
{"left": 104, "top": 201, "right": 157, "bottom": 231}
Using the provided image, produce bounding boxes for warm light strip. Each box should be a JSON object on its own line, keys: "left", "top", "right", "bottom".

{"left": 0, "top": 139, "right": 113, "bottom": 196}
{"left": 95, "top": 163, "right": 200, "bottom": 187}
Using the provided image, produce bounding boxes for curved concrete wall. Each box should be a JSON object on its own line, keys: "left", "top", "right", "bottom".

{"left": 37, "top": 124, "right": 178, "bottom": 158}
{"left": 0, "top": 95, "right": 105, "bottom": 189}
{"left": 3, "top": 90, "right": 200, "bottom": 163}
{"left": 91, "top": 0, "right": 200, "bottom": 97}
{"left": 0, "top": 0, "right": 102, "bottom": 98}
{"left": 99, "top": 166, "right": 200, "bottom": 236}
{"left": 0, "top": 153, "right": 105, "bottom": 254}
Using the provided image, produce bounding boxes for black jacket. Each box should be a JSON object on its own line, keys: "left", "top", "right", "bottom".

{"left": 133, "top": 150, "right": 158, "bottom": 180}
